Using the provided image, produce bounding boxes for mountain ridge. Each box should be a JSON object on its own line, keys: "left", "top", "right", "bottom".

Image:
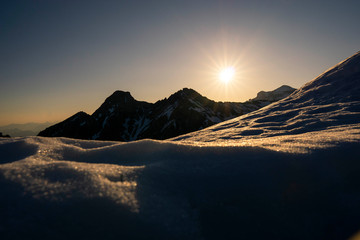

{"left": 38, "top": 86, "right": 296, "bottom": 141}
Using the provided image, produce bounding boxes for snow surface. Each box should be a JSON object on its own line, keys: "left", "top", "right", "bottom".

{"left": 1, "top": 52, "right": 360, "bottom": 239}
{"left": 1, "top": 132, "right": 360, "bottom": 240}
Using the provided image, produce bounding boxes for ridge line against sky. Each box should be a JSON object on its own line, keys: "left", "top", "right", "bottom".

{"left": 1, "top": 0, "right": 360, "bottom": 125}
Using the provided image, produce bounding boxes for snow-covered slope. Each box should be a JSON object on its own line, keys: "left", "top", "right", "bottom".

{"left": 1, "top": 132, "right": 360, "bottom": 240}
{"left": 172, "top": 51, "right": 360, "bottom": 144}
{"left": 1, "top": 52, "right": 360, "bottom": 240}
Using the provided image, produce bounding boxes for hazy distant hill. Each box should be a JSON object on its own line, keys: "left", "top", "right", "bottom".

{"left": 251, "top": 84, "right": 296, "bottom": 102}
{"left": 38, "top": 86, "right": 295, "bottom": 141}
{"left": 0, "top": 122, "right": 55, "bottom": 137}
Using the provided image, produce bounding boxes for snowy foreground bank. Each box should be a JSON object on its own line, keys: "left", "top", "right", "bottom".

{"left": 1, "top": 129, "right": 360, "bottom": 240}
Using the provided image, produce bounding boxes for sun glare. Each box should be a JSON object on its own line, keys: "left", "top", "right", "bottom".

{"left": 219, "top": 67, "right": 235, "bottom": 83}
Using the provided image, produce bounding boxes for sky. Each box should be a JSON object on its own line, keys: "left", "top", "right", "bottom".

{"left": 1, "top": 0, "right": 359, "bottom": 125}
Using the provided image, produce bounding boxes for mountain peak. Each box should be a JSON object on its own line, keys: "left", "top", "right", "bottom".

{"left": 276, "top": 85, "right": 295, "bottom": 91}
{"left": 91, "top": 90, "right": 138, "bottom": 119}
{"left": 175, "top": 87, "right": 199, "bottom": 95}
{"left": 252, "top": 85, "right": 296, "bottom": 102}
{"left": 169, "top": 88, "right": 202, "bottom": 100}
{"left": 106, "top": 90, "right": 135, "bottom": 104}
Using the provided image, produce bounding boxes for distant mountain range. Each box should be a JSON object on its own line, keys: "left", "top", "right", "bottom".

{"left": 38, "top": 85, "right": 295, "bottom": 141}
{"left": 0, "top": 122, "right": 55, "bottom": 137}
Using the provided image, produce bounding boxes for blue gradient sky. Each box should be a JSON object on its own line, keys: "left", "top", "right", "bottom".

{"left": 1, "top": 0, "right": 359, "bottom": 125}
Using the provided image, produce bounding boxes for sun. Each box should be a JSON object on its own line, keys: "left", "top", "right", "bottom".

{"left": 219, "top": 67, "right": 235, "bottom": 83}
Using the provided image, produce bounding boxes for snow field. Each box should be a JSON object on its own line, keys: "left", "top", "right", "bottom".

{"left": 1, "top": 133, "right": 360, "bottom": 239}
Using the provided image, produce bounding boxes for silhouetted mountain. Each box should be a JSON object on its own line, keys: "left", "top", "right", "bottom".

{"left": 0, "top": 132, "right": 11, "bottom": 138}
{"left": 39, "top": 112, "right": 95, "bottom": 139}
{"left": 38, "top": 87, "right": 295, "bottom": 141}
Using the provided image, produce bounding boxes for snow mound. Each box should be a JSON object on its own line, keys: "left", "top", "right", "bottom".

{"left": 1, "top": 135, "right": 360, "bottom": 239}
